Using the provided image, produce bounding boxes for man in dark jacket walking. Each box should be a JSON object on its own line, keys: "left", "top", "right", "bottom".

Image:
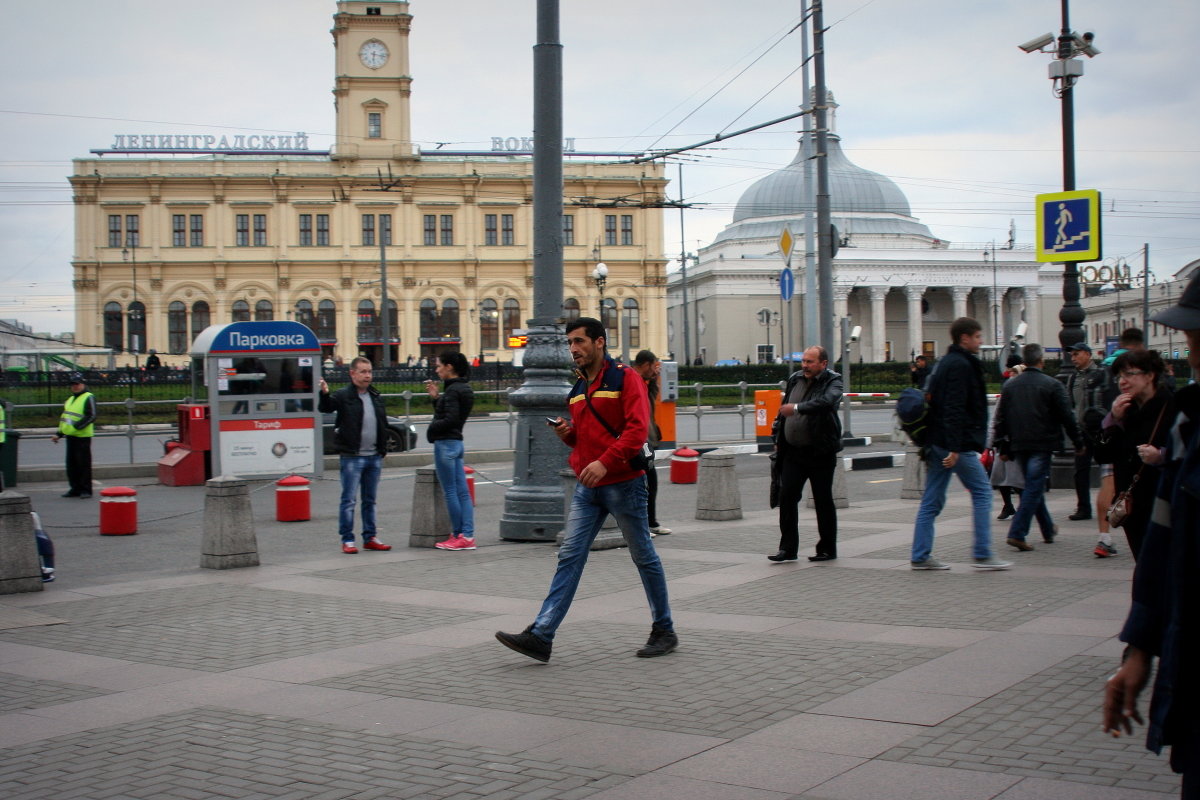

{"left": 319, "top": 356, "right": 392, "bottom": 554}
{"left": 993, "top": 343, "right": 1085, "bottom": 551}
{"left": 910, "top": 318, "right": 1011, "bottom": 570}
{"left": 769, "top": 346, "right": 843, "bottom": 562}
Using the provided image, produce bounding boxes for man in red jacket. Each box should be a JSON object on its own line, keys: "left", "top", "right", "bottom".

{"left": 496, "top": 317, "right": 677, "bottom": 662}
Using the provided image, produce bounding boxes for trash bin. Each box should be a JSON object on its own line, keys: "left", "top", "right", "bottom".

{"left": 0, "top": 430, "right": 20, "bottom": 490}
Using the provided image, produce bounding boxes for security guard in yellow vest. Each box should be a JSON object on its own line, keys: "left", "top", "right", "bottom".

{"left": 52, "top": 373, "right": 97, "bottom": 498}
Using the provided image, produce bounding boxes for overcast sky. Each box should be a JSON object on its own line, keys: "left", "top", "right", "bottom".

{"left": 2, "top": 0, "right": 1198, "bottom": 336}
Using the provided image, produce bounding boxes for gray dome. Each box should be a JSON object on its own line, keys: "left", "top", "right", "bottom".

{"left": 713, "top": 134, "right": 936, "bottom": 245}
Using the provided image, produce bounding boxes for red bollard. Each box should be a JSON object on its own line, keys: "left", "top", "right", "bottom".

{"left": 464, "top": 466, "right": 476, "bottom": 506}
{"left": 99, "top": 486, "right": 138, "bottom": 535}
{"left": 670, "top": 447, "right": 700, "bottom": 484}
{"left": 276, "top": 475, "right": 311, "bottom": 522}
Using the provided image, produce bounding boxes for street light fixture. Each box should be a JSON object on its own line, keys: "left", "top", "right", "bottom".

{"left": 592, "top": 262, "right": 608, "bottom": 310}
{"left": 121, "top": 242, "right": 141, "bottom": 369}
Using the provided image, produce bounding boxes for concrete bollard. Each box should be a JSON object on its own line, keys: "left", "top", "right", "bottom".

{"left": 556, "top": 468, "right": 624, "bottom": 550}
{"left": 901, "top": 444, "right": 927, "bottom": 500}
{"left": 695, "top": 449, "right": 742, "bottom": 521}
{"left": 200, "top": 476, "right": 259, "bottom": 569}
{"left": 409, "top": 466, "right": 451, "bottom": 548}
{"left": 807, "top": 463, "right": 850, "bottom": 509}
{"left": 0, "top": 491, "right": 43, "bottom": 594}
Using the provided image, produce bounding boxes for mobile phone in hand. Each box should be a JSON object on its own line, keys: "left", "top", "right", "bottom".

{"left": 545, "top": 417, "right": 560, "bottom": 426}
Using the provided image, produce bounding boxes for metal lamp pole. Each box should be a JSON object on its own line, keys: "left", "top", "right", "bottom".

{"left": 122, "top": 242, "right": 140, "bottom": 369}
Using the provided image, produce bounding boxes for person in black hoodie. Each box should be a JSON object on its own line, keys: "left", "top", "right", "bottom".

{"left": 426, "top": 351, "right": 476, "bottom": 551}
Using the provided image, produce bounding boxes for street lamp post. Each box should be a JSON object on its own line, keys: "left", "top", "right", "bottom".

{"left": 121, "top": 242, "right": 141, "bottom": 369}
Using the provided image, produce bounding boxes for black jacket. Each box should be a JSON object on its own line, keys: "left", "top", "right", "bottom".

{"left": 1066, "top": 363, "right": 1109, "bottom": 442}
{"left": 773, "top": 368, "right": 844, "bottom": 455}
{"left": 993, "top": 367, "right": 1084, "bottom": 454}
{"left": 318, "top": 383, "right": 388, "bottom": 456}
{"left": 926, "top": 344, "right": 988, "bottom": 453}
{"left": 426, "top": 378, "right": 474, "bottom": 442}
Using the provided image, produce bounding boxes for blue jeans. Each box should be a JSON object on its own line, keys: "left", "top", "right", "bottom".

{"left": 1007, "top": 451, "right": 1056, "bottom": 542}
{"left": 532, "top": 477, "right": 673, "bottom": 642}
{"left": 433, "top": 439, "right": 474, "bottom": 537}
{"left": 338, "top": 454, "right": 382, "bottom": 542}
{"left": 911, "top": 446, "right": 994, "bottom": 562}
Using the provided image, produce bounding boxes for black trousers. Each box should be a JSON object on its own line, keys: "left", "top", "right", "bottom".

{"left": 777, "top": 450, "right": 838, "bottom": 557}
{"left": 1073, "top": 449, "right": 1093, "bottom": 514}
{"left": 65, "top": 436, "right": 93, "bottom": 495}
{"left": 645, "top": 463, "right": 660, "bottom": 528}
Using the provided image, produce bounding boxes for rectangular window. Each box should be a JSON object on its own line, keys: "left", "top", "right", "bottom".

{"left": 253, "top": 214, "right": 267, "bottom": 246}
{"left": 236, "top": 214, "right": 250, "bottom": 247}
{"left": 379, "top": 213, "right": 391, "bottom": 245}
{"left": 125, "top": 215, "right": 139, "bottom": 247}
{"left": 316, "top": 214, "right": 330, "bottom": 246}
{"left": 299, "top": 214, "right": 313, "bottom": 246}
{"left": 501, "top": 214, "right": 514, "bottom": 246}
{"left": 189, "top": 214, "right": 204, "bottom": 247}
{"left": 367, "top": 112, "right": 382, "bottom": 139}
{"left": 440, "top": 214, "right": 454, "bottom": 246}
{"left": 172, "top": 214, "right": 186, "bottom": 247}
{"left": 484, "top": 214, "right": 498, "bottom": 246}
{"left": 108, "top": 215, "right": 122, "bottom": 248}
{"left": 423, "top": 215, "right": 437, "bottom": 246}
{"left": 620, "top": 214, "right": 633, "bottom": 245}
{"left": 604, "top": 214, "right": 617, "bottom": 246}
{"left": 562, "top": 214, "right": 574, "bottom": 245}
{"left": 362, "top": 214, "right": 376, "bottom": 246}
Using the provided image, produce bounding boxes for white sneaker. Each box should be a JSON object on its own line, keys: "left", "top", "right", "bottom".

{"left": 650, "top": 526, "right": 672, "bottom": 535}
{"left": 972, "top": 556, "right": 1012, "bottom": 570}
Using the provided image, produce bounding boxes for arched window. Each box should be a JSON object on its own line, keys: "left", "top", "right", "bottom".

{"left": 295, "top": 299, "right": 314, "bottom": 330}
{"left": 168, "top": 301, "right": 188, "bottom": 354}
{"left": 231, "top": 300, "right": 250, "bottom": 322}
{"left": 254, "top": 299, "right": 273, "bottom": 321}
{"left": 440, "top": 299, "right": 459, "bottom": 339}
{"left": 622, "top": 298, "right": 640, "bottom": 349}
{"left": 503, "top": 298, "right": 521, "bottom": 347}
{"left": 380, "top": 299, "right": 398, "bottom": 341}
{"left": 357, "top": 299, "right": 378, "bottom": 341}
{"left": 563, "top": 297, "right": 581, "bottom": 324}
{"left": 419, "top": 298, "right": 438, "bottom": 339}
{"left": 479, "top": 298, "right": 499, "bottom": 349}
{"left": 128, "top": 301, "right": 146, "bottom": 354}
{"left": 316, "top": 300, "right": 336, "bottom": 341}
{"left": 601, "top": 298, "right": 618, "bottom": 347}
{"left": 104, "top": 302, "right": 124, "bottom": 352}
{"left": 191, "top": 301, "right": 210, "bottom": 340}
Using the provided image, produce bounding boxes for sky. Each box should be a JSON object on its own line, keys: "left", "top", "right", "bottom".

{"left": 2, "top": 0, "right": 1198, "bottom": 336}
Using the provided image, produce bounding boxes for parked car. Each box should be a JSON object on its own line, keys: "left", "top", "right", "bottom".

{"left": 321, "top": 413, "right": 418, "bottom": 454}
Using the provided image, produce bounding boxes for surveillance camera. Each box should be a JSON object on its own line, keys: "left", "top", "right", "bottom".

{"left": 849, "top": 325, "right": 862, "bottom": 343}
{"left": 1018, "top": 33, "right": 1055, "bottom": 53}
{"left": 1015, "top": 321, "right": 1028, "bottom": 339}
{"left": 1075, "top": 32, "right": 1100, "bottom": 57}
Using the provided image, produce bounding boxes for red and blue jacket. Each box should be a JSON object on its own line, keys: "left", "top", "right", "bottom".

{"left": 564, "top": 354, "right": 649, "bottom": 486}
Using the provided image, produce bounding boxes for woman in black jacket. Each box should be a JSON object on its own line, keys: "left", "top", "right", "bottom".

{"left": 425, "top": 351, "right": 476, "bottom": 550}
{"left": 1095, "top": 349, "right": 1176, "bottom": 561}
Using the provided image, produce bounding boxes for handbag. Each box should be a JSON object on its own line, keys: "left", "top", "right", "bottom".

{"left": 1104, "top": 403, "right": 1168, "bottom": 529}
{"left": 582, "top": 383, "right": 653, "bottom": 472}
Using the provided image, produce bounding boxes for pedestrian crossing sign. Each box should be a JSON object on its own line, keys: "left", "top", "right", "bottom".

{"left": 1035, "top": 189, "right": 1101, "bottom": 263}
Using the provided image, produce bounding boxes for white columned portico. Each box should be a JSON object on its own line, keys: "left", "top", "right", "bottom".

{"left": 984, "top": 286, "right": 1000, "bottom": 345}
{"left": 868, "top": 285, "right": 888, "bottom": 362}
{"left": 905, "top": 284, "right": 926, "bottom": 358}
{"left": 833, "top": 285, "right": 851, "bottom": 325}
{"left": 951, "top": 286, "right": 970, "bottom": 322}
{"left": 1023, "top": 285, "right": 1041, "bottom": 345}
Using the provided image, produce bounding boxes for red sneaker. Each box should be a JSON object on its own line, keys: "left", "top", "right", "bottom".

{"left": 444, "top": 536, "right": 476, "bottom": 551}
{"left": 362, "top": 538, "right": 392, "bottom": 551}
{"left": 342, "top": 542, "right": 359, "bottom": 554}
{"left": 434, "top": 536, "right": 459, "bottom": 550}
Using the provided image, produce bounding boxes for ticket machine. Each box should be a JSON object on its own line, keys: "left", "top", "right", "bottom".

{"left": 188, "top": 321, "right": 323, "bottom": 479}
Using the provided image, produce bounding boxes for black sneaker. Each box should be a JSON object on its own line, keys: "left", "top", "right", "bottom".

{"left": 495, "top": 625, "right": 552, "bottom": 663}
{"left": 1068, "top": 510, "right": 1092, "bottom": 521}
{"left": 636, "top": 626, "right": 678, "bottom": 658}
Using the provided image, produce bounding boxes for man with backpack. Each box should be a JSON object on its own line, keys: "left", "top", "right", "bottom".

{"left": 909, "top": 318, "right": 1012, "bottom": 571}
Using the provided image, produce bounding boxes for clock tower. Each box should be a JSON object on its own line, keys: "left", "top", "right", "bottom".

{"left": 331, "top": 1, "right": 413, "bottom": 160}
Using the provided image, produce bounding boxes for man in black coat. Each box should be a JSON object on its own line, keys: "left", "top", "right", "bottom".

{"left": 993, "top": 343, "right": 1085, "bottom": 551}
{"left": 769, "top": 346, "right": 842, "bottom": 563}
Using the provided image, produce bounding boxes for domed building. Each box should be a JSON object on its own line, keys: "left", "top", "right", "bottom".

{"left": 667, "top": 100, "right": 1062, "bottom": 365}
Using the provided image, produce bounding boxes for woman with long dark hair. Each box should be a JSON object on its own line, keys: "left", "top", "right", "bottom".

{"left": 425, "top": 351, "right": 476, "bottom": 551}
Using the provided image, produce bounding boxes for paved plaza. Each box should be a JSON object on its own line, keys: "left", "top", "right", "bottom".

{"left": 0, "top": 451, "right": 1184, "bottom": 799}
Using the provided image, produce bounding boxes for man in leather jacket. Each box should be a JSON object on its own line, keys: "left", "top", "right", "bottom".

{"left": 993, "top": 343, "right": 1085, "bottom": 551}
{"left": 769, "top": 346, "right": 843, "bottom": 563}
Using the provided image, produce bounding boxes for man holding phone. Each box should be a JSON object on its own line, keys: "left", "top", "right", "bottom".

{"left": 495, "top": 317, "right": 677, "bottom": 662}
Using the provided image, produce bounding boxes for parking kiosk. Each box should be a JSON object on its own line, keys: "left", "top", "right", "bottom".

{"left": 189, "top": 321, "right": 322, "bottom": 479}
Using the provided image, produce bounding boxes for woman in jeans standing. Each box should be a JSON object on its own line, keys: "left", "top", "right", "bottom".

{"left": 425, "top": 351, "right": 476, "bottom": 550}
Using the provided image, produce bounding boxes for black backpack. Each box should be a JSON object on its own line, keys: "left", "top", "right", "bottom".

{"left": 897, "top": 387, "right": 933, "bottom": 446}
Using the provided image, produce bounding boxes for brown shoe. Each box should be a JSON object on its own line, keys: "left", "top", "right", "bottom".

{"left": 1006, "top": 538, "right": 1035, "bottom": 551}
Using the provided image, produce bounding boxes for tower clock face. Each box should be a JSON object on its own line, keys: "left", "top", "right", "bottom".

{"left": 359, "top": 40, "right": 389, "bottom": 69}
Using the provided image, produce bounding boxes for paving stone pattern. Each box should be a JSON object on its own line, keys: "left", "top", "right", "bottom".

{"left": 678, "top": 567, "right": 1118, "bottom": 630}
{"left": 860, "top": 526, "right": 1132, "bottom": 570}
{"left": 0, "top": 584, "right": 481, "bottom": 672}
{"left": 879, "top": 655, "right": 1179, "bottom": 794}
{"left": 654, "top": 518, "right": 884, "bottom": 554}
{"left": 0, "top": 672, "right": 113, "bottom": 713}
{"left": 317, "top": 621, "right": 948, "bottom": 739}
{"left": 311, "top": 547, "right": 730, "bottom": 600}
{"left": 0, "top": 707, "right": 633, "bottom": 800}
